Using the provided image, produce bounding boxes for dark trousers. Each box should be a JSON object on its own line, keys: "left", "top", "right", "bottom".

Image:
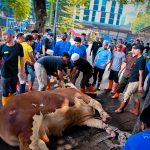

{"left": 80, "top": 72, "right": 92, "bottom": 89}
{"left": 109, "top": 69, "right": 119, "bottom": 83}
{"left": 93, "top": 67, "right": 105, "bottom": 85}
{"left": 1, "top": 76, "right": 18, "bottom": 97}
{"left": 117, "top": 76, "right": 129, "bottom": 93}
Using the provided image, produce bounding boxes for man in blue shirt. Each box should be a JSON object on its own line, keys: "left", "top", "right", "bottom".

{"left": 93, "top": 41, "right": 111, "bottom": 90}
{"left": 54, "top": 32, "right": 71, "bottom": 56}
{"left": 69, "top": 37, "right": 86, "bottom": 59}
{"left": 122, "top": 106, "right": 150, "bottom": 150}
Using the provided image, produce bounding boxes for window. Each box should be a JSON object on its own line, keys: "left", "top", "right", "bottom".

{"left": 75, "top": 16, "right": 79, "bottom": 20}
{"left": 101, "top": 12, "right": 106, "bottom": 18}
{"left": 111, "top": 1, "right": 116, "bottom": 7}
{"left": 92, "top": 11, "right": 96, "bottom": 17}
{"left": 93, "top": 4, "right": 98, "bottom": 10}
{"left": 92, "top": 16, "right": 95, "bottom": 22}
{"left": 101, "top": 6, "right": 106, "bottom": 12}
{"left": 100, "top": 17, "right": 105, "bottom": 23}
{"left": 117, "top": 14, "right": 121, "bottom": 20}
{"left": 83, "top": 9, "right": 90, "bottom": 21}
{"left": 109, "top": 13, "right": 114, "bottom": 19}
{"left": 116, "top": 20, "right": 120, "bottom": 25}
{"left": 110, "top": 7, "right": 115, "bottom": 13}
{"left": 118, "top": 8, "right": 123, "bottom": 14}
{"left": 109, "top": 19, "right": 114, "bottom": 24}
{"left": 94, "top": 0, "right": 99, "bottom": 5}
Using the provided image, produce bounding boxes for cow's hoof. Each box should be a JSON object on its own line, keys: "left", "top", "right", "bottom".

{"left": 106, "top": 128, "right": 116, "bottom": 138}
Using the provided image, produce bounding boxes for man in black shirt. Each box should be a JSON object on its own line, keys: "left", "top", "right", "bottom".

{"left": 0, "top": 29, "right": 24, "bottom": 106}
{"left": 90, "top": 37, "right": 102, "bottom": 63}
{"left": 115, "top": 44, "right": 145, "bottom": 116}
{"left": 42, "top": 32, "right": 54, "bottom": 56}
{"left": 71, "top": 53, "right": 94, "bottom": 93}
{"left": 34, "top": 52, "right": 70, "bottom": 91}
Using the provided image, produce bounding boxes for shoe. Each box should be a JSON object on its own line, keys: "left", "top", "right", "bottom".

{"left": 105, "top": 80, "right": 113, "bottom": 91}
{"left": 87, "top": 85, "right": 94, "bottom": 92}
{"left": 80, "top": 88, "right": 85, "bottom": 93}
{"left": 112, "top": 92, "right": 120, "bottom": 99}
{"left": 111, "top": 83, "right": 118, "bottom": 94}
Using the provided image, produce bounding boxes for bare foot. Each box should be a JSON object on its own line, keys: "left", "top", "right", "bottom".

{"left": 130, "top": 109, "right": 139, "bottom": 116}
{"left": 115, "top": 108, "right": 124, "bottom": 113}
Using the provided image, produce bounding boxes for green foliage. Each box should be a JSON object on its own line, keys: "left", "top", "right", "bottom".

{"left": 131, "top": 13, "right": 150, "bottom": 32}
{"left": 115, "top": 0, "right": 147, "bottom": 4}
{"left": 2, "top": 0, "right": 31, "bottom": 21}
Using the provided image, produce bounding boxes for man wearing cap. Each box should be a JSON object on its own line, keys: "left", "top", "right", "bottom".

{"left": 70, "top": 53, "right": 94, "bottom": 93}
{"left": 115, "top": 44, "right": 145, "bottom": 116}
{"left": 42, "top": 32, "right": 55, "bottom": 56}
{"left": 34, "top": 52, "right": 71, "bottom": 91}
{"left": 69, "top": 37, "right": 86, "bottom": 59}
{"left": 0, "top": 29, "right": 24, "bottom": 105}
{"left": 54, "top": 32, "right": 71, "bottom": 56}
{"left": 90, "top": 36, "right": 102, "bottom": 63}
{"left": 92, "top": 41, "right": 111, "bottom": 90}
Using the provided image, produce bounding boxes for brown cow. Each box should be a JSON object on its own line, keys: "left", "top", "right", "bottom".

{"left": 0, "top": 86, "right": 120, "bottom": 150}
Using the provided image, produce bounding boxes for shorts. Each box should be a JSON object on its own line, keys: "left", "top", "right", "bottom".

{"left": 34, "top": 63, "right": 47, "bottom": 91}
{"left": 123, "top": 81, "right": 142, "bottom": 102}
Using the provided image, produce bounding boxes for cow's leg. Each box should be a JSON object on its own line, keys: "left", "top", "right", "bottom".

{"left": 81, "top": 118, "right": 116, "bottom": 137}
{"left": 88, "top": 99, "right": 111, "bottom": 123}
{"left": 18, "top": 134, "right": 31, "bottom": 150}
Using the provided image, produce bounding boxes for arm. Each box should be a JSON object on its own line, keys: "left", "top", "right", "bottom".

{"left": 120, "top": 62, "right": 127, "bottom": 73}
{"left": 90, "top": 42, "right": 94, "bottom": 56}
{"left": 20, "top": 57, "right": 25, "bottom": 78}
{"left": 138, "top": 70, "right": 144, "bottom": 92}
{"left": 42, "top": 45, "right": 46, "bottom": 56}
{"left": 27, "top": 52, "right": 35, "bottom": 65}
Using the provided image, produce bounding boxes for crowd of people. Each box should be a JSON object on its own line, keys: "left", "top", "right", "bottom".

{"left": 0, "top": 28, "right": 150, "bottom": 149}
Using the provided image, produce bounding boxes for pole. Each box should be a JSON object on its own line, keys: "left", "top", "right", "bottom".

{"left": 53, "top": 0, "right": 58, "bottom": 40}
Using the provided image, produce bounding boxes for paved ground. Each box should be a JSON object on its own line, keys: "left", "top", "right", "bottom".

{"left": 0, "top": 45, "right": 139, "bottom": 150}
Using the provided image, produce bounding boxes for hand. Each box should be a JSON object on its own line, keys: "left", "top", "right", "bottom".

{"left": 108, "top": 67, "right": 111, "bottom": 71}
{"left": 58, "top": 81, "right": 65, "bottom": 88}
{"left": 138, "top": 86, "right": 143, "bottom": 93}
{"left": 19, "top": 72, "right": 25, "bottom": 80}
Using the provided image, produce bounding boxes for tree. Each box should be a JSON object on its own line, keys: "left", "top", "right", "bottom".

{"left": 131, "top": 13, "right": 150, "bottom": 32}
{"left": 33, "top": 0, "right": 47, "bottom": 33}
{"left": 2, "top": 0, "right": 31, "bottom": 21}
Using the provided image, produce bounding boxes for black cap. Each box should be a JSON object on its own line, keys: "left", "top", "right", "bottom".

{"left": 48, "top": 32, "right": 54, "bottom": 36}
{"left": 134, "top": 44, "right": 144, "bottom": 53}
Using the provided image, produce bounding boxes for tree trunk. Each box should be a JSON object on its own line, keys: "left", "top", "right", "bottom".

{"left": 33, "top": 0, "right": 47, "bottom": 33}
{"left": 49, "top": 2, "right": 54, "bottom": 29}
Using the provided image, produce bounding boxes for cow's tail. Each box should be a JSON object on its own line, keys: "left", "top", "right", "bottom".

{"left": 88, "top": 98, "right": 111, "bottom": 123}
{"left": 29, "top": 113, "right": 49, "bottom": 150}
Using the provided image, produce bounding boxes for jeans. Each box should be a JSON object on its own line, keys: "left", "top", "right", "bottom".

{"left": 1, "top": 76, "right": 18, "bottom": 97}
{"left": 27, "top": 64, "right": 35, "bottom": 83}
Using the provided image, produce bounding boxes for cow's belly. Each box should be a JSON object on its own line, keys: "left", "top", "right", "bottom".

{"left": 41, "top": 102, "right": 94, "bottom": 136}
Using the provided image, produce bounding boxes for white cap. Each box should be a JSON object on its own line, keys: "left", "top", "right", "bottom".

{"left": 71, "top": 53, "right": 80, "bottom": 62}
{"left": 46, "top": 49, "right": 54, "bottom": 55}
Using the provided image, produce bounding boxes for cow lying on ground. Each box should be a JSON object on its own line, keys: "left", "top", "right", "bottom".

{"left": 0, "top": 84, "right": 129, "bottom": 150}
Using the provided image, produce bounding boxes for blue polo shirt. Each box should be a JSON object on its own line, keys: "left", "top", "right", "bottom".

{"left": 95, "top": 48, "right": 111, "bottom": 69}
{"left": 147, "top": 61, "right": 150, "bottom": 78}
{"left": 122, "top": 130, "right": 150, "bottom": 150}
{"left": 69, "top": 44, "right": 86, "bottom": 58}
{"left": 54, "top": 40, "right": 71, "bottom": 56}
